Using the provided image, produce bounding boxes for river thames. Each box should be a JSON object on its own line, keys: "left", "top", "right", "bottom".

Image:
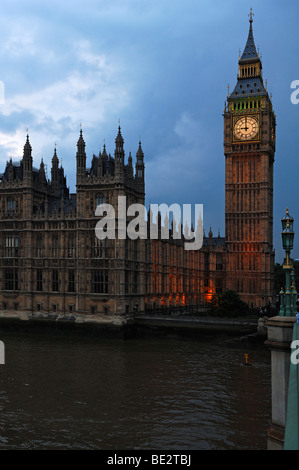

{"left": 0, "top": 328, "right": 271, "bottom": 450}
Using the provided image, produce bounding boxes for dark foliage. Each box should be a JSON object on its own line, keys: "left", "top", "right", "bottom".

{"left": 209, "top": 289, "right": 249, "bottom": 317}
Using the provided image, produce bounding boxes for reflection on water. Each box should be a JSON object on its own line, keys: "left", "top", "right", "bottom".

{"left": 0, "top": 329, "right": 271, "bottom": 450}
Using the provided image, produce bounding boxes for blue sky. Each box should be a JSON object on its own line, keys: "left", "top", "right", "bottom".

{"left": 0, "top": 0, "right": 298, "bottom": 262}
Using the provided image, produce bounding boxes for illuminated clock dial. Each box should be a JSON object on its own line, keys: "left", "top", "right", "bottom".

{"left": 234, "top": 116, "right": 259, "bottom": 141}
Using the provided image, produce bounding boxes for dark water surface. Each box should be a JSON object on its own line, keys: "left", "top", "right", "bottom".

{"left": 0, "top": 328, "right": 271, "bottom": 450}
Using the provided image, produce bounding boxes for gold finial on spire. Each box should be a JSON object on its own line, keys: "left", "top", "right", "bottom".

{"left": 249, "top": 7, "right": 254, "bottom": 23}
{"left": 227, "top": 83, "right": 230, "bottom": 97}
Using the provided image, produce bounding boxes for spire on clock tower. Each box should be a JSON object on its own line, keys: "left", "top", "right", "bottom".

{"left": 240, "top": 7, "right": 258, "bottom": 61}
{"left": 229, "top": 8, "right": 268, "bottom": 100}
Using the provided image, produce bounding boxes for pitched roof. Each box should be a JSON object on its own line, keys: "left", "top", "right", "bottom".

{"left": 230, "top": 76, "right": 267, "bottom": 99}
{"left": 240, "top": 16, "right": 259, "bottom": 62}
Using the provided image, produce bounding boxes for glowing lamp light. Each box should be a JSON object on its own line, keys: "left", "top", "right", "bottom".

{"left": 281, "top": 208, "right": 294, "bottom": 252}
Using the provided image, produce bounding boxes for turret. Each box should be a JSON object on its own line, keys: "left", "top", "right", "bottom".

{"left": 8, "top": 159, "right": 13, "bottom": 182}
{"left": 114, "top": 125, "right": 125, "bottom": 179}
{"left": 51, "top": 146, "right": 60, "bottom": 189}
{"left": 135, "top": 140, "right": 145, "bottom": 189}
{"left": 98, "top": 143, "right": 108, "bottom": 177}
{"left": 209, "top": 226, "right": 213, "bottom": 246}
{"left": 39, "top": 158, "right": 47, "bottom": 185}
{"left": 127, "top": 151, "right": 133, "bottom": 180}
{"left": 22, "top": 133, "right": 33, "bottom": 184}
{"left": 76, "top": 127, "right": 86, "bottom": 183}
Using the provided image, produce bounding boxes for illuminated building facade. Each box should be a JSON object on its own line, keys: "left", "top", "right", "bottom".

{"left": 224, "top": 11, "right": 276, "bottom": 307}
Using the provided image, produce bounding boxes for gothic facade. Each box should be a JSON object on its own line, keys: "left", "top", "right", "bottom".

{"left": 0, "top": 13, "right": 275, "bottom": 317}
{"left": 224, "top": 11, "right": 275, "bottom": 307}
{"left": 0, "top": 126, "right": 227, "bottom": 316}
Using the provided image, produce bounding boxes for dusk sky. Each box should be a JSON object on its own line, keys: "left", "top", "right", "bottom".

{"left": 0, "top": 0, "right": 297, "bottom": 262}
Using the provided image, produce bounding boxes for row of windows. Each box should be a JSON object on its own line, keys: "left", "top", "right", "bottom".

{"left": 232, "top": 100, "right": 260, "bottom": 111}
{"left": 5, "top": 268, "right": 18, "bottom": 290}
{"left": 240, "top": 66, "right": 258, "bottom": 78}
{"left": 5, "top": 235, "right": 19, "bottom": 257}
{"left": 91, "top": 193, "right": 106, "bottom": 212}
{"left": 204, "top": 254, "right": 223, "bottom": 271}
{"left": 3, "top": 269, "right": 109, "bottom": 294}
{"left": 236, "top": 279, "right": 258, "bottom": 293}
{"left": 2, "top": 234, "right": 109, "bottom": 259}
{"left": 2, "top": 234, "right": 224, "bottom": 275}
{"left": 1, "top": 194, "right": 108, "bottom": 218}
{"left": 1, "top": 198, "right": 19, "bottom": 217}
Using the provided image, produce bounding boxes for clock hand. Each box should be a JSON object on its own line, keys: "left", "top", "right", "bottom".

{"left": 241, "top": 117, "right": 250, "bottom": 131}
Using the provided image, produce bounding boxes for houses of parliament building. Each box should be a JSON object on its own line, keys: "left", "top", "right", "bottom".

{"left": 0, "top": 13, "right": 276, "bottom": 318}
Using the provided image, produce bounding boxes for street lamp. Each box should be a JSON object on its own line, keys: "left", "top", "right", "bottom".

{"left": 280, "top": 208, "right": 297, "bottom": 316}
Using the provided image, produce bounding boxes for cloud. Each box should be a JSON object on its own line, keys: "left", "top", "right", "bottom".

{"left": 75, "top": 39, "right": 109, "bottom": 70}
{"left": 2, "top": 24, "right": 37, "bottom": 57}
{"left": 0, "top": 39, "right": 132, "bottom": 165}
{"left": 0, "top": 128, "right": 26, "bottom": 161}
{"left": 146, "top": 112, "right": 212, "bottom": 204}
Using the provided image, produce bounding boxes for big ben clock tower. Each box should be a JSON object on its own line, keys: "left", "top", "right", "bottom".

{"left": 224, "top": 10, "right": 276, "bottom": 308}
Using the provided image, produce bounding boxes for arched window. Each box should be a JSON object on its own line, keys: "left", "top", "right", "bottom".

{"left": 95, "top": 193, "right": 105, "bottom": 208}
{"left": 7, "top": 198, "right": 15, "bottom": 216}
{"left": 68, "top": 233, "right": 75, "bottom": 258}
{"left": 52, "top": 234, "right": 59, "bottom": 258}
{"left": 93, "top": 236, "right": 108, "bottom": 258}
{"left": 5, "top": 234, "right": 18, "bottom": 257}
{"left": 37, "top": 234, "right": 43, "bottom": 257}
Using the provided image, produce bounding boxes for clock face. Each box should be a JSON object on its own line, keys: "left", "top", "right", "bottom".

{"left": 234, "top": 116, "right": 259, "bottom": 141}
